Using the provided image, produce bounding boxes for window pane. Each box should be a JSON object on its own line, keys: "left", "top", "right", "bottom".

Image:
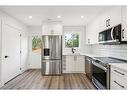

{"left": 65, "top": 33, "right": 79, "bottom": 48}
{"left": 73, "top": 34, "right": 79, "bottom": 47}
{"left": 32, "top": 36, "right": 42, "bottom": 53}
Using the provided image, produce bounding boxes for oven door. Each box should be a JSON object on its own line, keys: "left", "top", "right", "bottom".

{"left": 92, "top": 61, "right": 110, "bottom": 89}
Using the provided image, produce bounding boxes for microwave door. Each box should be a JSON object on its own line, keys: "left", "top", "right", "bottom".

{"left": 99, "top": 31, "right": 106, "bottom": 42}
{"left": 106, "top": 28, "right": 112, "bottom": 41}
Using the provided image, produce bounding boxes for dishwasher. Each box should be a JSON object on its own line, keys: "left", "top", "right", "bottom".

{"left": 85, "top": 56, "right": 92, "bottom": 80}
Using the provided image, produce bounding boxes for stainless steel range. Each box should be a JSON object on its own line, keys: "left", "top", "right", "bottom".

{"left": 92, "top": 57, "right": 127, "bottom": 89}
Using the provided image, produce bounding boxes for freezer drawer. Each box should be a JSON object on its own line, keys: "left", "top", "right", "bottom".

{"left": 41, "top": 60, "right": 62, "bottom": 75}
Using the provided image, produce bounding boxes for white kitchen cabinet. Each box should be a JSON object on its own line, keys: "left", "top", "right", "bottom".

{"left": 0, "top": 16, "right": 1, "bottom": 87}
{"left": 42, "top": 21, "right": 62, "bottom": 35}
{"left": 110, "top": 65, "right": 127, "bottom": 89}
{"left": 65, "top": 56, "right": 75, "bottom": 72}
{"left": 107, "top": 7, "right": 121, "bottom": 27}
{"left": 86, "top": 18, "right": 99, "bottom": 44}
{"left": 121, "top": 6, "right": 127, "bottom": 41}
{"left": 86, "top": 7, "right": 122, "bottom": 44}
{"left": 75, "top": 56, "right": 85, "bottom": 72}
{"left": 99, "top": 7, "right": 122, "bottom": 32}
{"left": 63, "top": 55, "right": 85, "bottom": 73}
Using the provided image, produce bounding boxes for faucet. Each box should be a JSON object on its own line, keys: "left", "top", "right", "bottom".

{"left": 72, "top": 48, "right": 76, "bottom": 53}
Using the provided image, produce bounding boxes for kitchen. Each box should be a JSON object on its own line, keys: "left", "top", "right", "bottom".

{"left": 0, "top": 6, "right": 127, "bottom": 90}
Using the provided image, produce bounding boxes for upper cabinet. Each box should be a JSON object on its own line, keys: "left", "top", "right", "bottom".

{"left": 99, "top": 7, "right": 122, "bottom": 32}
{"left": 86, "top": 18, "right": 99, "bottom": 44}
{"left": 86, "top": 7, "right": 122, "bottom": 44}
{"left": 121, "top": 6, "right": 127, "bottom": 41}
{"left": 42, "top": 20, "right": 63, "bottom": 35}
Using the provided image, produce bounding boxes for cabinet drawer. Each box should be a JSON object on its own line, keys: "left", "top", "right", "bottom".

{"left": 111, "top": 66, "right": 127, "bottom": 80}
{"left": 110, "top": 72, "right": 127, "bottom": 89}
{"left": 111, "top": 72, "right": 127, "bottom": 89}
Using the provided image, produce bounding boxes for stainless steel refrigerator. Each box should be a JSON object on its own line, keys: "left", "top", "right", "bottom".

{"left": 41, "top": 35, "right": 62, "bottom": 75}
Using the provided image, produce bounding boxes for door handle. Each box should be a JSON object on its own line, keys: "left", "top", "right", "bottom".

{"left": 5, "top": 56, "right": 9, "bottom": 58}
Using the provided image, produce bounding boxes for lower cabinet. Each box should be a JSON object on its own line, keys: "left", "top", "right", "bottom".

{"left": 62, "top": 55, "right": 85, "bottom": 73}
{"left": 110, "top": 65, "right": 127, "bottom": 89}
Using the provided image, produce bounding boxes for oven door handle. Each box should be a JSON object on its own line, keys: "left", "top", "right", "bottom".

{"left": 92, "top": 61, "right": 107, "bottom": 71}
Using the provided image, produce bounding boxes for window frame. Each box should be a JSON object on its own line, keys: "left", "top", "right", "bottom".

{"left": 63, "top": 30, "right": 81, "bottom": 49}
{"left": 31, "top": 34, "right": 42, "bottom": 54}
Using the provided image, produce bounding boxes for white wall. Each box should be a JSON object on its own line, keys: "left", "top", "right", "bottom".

{"left": 0, "top": 10, "right": 28, "bottom": 87}
{"left": 20, "top": 31, "right": 29, "bottom": 72}
{"left": 91, "top": 44, "right": 127, "bottom": 60}
{"left": 28, "top": 26, "right": 42, "bottom": 69}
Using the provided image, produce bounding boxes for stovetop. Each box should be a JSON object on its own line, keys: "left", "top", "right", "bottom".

{"left": 93, "top": 57, "right": 127, "bottom": 65}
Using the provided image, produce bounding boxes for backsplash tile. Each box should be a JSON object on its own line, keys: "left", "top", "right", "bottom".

{"left": 91, "top": 44, "right": 127, "bottom": 60}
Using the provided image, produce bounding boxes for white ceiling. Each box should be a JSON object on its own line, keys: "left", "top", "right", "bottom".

{"left": 0, "top": 6, "right": 106, "bottom": 26}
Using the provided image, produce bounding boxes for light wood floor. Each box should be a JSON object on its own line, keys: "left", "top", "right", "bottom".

{"left": 1, "top": 69, "right": 95, "bottom": 89}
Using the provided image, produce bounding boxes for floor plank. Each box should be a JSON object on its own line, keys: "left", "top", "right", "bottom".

{"left": 1, "top": 69, "right": 96, "bottom": 90}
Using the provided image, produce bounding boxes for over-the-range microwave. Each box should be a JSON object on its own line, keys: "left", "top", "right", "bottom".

{"left": 98, "top": 24, "right": 127, "bottom": 45}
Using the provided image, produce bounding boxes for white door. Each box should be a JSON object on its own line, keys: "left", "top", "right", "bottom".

{"left": 2, "top": 24, "right": 21, "bottom": 84}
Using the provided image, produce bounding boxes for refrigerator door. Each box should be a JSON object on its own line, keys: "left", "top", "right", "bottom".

{"left": 42, "top": 36, "right": 62, "bottom": 60}
{"left": 41, "top": 60, "right": 62, "bottom": 75}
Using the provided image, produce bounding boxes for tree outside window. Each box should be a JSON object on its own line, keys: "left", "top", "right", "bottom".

{"left": 65, "top": 33, "right": 79, "bottom": 48}
{"left": 32, "top": 36, "right": 42, "bottom": 53}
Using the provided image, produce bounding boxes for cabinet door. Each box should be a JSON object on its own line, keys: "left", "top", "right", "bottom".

{"left": 65, "top": 56, "right": 75, "bottom": 72}
{"left": 75, "top": 56, "right": 85, "bottom": 72}
{"left": 86, "top": 24, "right": 91, "bottom": 44}
{"left": 110, "top": 67, "right": 127, "bottom": 89}
{"left": 99, "top": 7, "right": 122, "bottom": 31}
{"left": 121, "top": 6, "right": 127, "bottom": 41}
{"left": 52, "top": 22, "right": 62, "bottom": 35}
{"left": 107, "top": 7, "right": 121, "bottom": 27}
{"left": 86, "top": 20, "right": 99, "bottom": 44}
{"left": 0, "top": 19, "right": 1, "bottom": 69}
{"left": 42, "top": 21, "right": 62, "bottom": 35}
{"left": 42, "top": 22, "right": 52, "bottom": 35}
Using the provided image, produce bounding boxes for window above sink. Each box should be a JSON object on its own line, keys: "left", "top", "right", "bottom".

{"left": 63, "top": 26, "right": 85, "bottom": 51}
{"left": 65, "top": 33, "right": 79, "bottom": 48}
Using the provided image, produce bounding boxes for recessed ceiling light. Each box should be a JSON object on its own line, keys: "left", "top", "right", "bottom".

{"left": 57, "top": 16, "right": 61, "bottom": 18}
{"left": 28, "top": 16, "right": 33, "bottom": 19}
{"left": 81, "top": 16, "right": 84, "bottom": 19}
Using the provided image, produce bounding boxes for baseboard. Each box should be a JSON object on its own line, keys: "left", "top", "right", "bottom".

{"left": 63, "top": 71, "right": 85, "bottom": 74}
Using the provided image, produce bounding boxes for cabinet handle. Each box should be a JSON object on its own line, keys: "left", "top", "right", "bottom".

{"left": 114, "top": 70, "right": 125, "bottom": 75}
{"left": 5, "top": 56, "right": 9, "bottom": 58}
{"left": 88, "top": 39, "right": 90, "bottom": 44}
{"left": 114, "top": 81, "right": 125, "bottom": 88}
{"left": 106, "top": 19, "right": 110, "bottom": 27}
{"left": 122, "top": 29, "right": 124, "bottom": 39}
{"left": 106, "top": 20, "right": 108, "bottom": 27}
{"left": 108, "top": 19, "right": 110, "bottom": 27}
{"left": 86, "top": 58, "right": 91, "bottom": 62}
